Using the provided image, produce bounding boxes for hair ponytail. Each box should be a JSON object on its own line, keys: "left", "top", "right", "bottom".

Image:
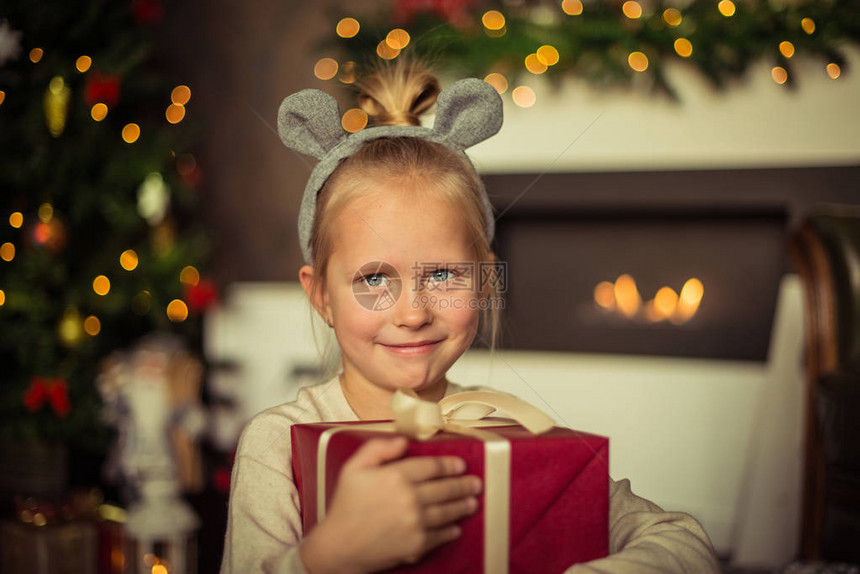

{"left": 357, "top": 61, "right": 441, "bottom": 127}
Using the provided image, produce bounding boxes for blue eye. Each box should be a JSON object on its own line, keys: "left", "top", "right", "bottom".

{"left": 429, "top": 269, "right": 454, "bottom": 282}
{"left": 362, "top": 273, "right": 389, "bottom": 288}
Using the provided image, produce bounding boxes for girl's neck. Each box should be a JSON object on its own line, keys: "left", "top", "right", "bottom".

{"left": 339, "top": 373, "right": 448, "bottom": 420}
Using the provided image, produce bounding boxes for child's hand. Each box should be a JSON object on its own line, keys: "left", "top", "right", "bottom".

{"left": 299, "top": 436, "right": 482, "bottom": 574}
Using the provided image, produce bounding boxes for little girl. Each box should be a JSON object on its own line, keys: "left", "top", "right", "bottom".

{"left": 220, "top": 62, "right": 720, "bottom": 574}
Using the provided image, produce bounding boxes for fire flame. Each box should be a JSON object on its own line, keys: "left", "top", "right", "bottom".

{"left": 594, "top": 275, "right": 704, "bottom": 324}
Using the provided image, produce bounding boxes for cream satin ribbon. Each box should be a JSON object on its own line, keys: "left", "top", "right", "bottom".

{"left": 315, "top": 389, "right": 555, "bottom": 574}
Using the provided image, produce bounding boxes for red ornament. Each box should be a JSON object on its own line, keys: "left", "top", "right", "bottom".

{"left": 23, "top": 376, "right": 71, "bottom": 418}
{"left": 132, "top": 0, "right": 164, "bottom": 25}
{"left": 85, "top": 72, "right": 121, "bottom": 108}
{"left": 184, "top": 279, "right": 219, "bottom": 314}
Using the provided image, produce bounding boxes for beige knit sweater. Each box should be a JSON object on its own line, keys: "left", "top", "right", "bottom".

{"left": 220, "top": 376, "right": 720, "bottom": 573}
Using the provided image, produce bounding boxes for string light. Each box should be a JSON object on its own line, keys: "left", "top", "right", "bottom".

{"left": 91, "top": 103, "right": 108, "bottom": 121}
{"left": 84, "top": 315, "right": 101, "bottom": 336}
{"left": 336, "top": 17, "right": 360, "bottom": 38}
{"left": 385, "top": 29, "right": 410, "bottom": 50}
{"left": 314, "top": 58, "right": 339, "bottom": 80}
{"left": 525, "top": 54, "right": 547, "bottom": 74}
{"left": 628, "top": 51, "right": 649, "bottom": 72}
{"left": 9, "top": 212, "right": 23, "bottom": 228}
{"left": 93, "top": 275, "right": 111, "bottom": 296}
{"left": 122, "top": 123, "right": 141, "bottom": 143}
{"left": 180, "top": 265, "right": 200, "bottom": 286}
{"left": 165, "top": 104, "right": 185, "bottom": 124}
{"left": 484, "top": 72, "right": 508, "bottom": 94}
{"left": 512, "top": 86, "right": 536, "bottom": 107}
{"left": 718, "top": 0, "right": 736, "bottom": 17}
{"left": 167, "top": 299, "right": 189, "bottom": 322}
{"left": 663, "top": 8, "right": 682, "bottom": 27}
{"left": 171, "top": 85, "right": 191, "bottom": 105}
{"left": 120, "top": 250, "right": 139, "bottom": 271}
{"left": 771, "top": 66, "right": 788, "bottom": 84}
{"left": 0, "top": 243, "right": 14, "bottom": 262}
{"left": 779, "top": 41, "right": 795, "bottom": 58}
{"left": 622, "top": 1, "right": 642, "bottom": 19}
{"left": 536, "top": 45, "right": 560, "bottom": 66}
{"left": 30, "top": 48, "right": 43, "bottom": 63}
{"left": 827, "top": 63, "right": 841, "bottom": 79}
{"left": 674, "top": 38, "right": 693, "bottom": 58}
{"left": 76, "top": 56, "right": 92, "bottom": 73}
{"left": 561, "top": 0, "right": 583, "bottom": 16}
{"left": 341, "top": 108, "right": 368, "bottom": 132}
{"left": 801, "top": 18, "right": 815, "bottom": 34}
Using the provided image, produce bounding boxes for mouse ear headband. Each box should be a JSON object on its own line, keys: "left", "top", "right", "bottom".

{"left": 277, "top": 78, "right": 503, "bottom": 265}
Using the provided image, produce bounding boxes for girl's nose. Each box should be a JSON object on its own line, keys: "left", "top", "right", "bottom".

{"left": 393, "top": 287, "right": 433, "bottom": 328}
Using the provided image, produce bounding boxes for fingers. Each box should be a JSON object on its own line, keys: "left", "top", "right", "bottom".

{"left": 343, "top": 437, "right": 409, "bottom": 471}
{"left": 419, "top": 524, "right": 463, "bottom": 556}
{"left": 422, "top": 496, "right": 479, "bottom": 529}
{"left": 416, "top": 474, "right": 482, "bottom": 505}
{"left": 391, "top": 455, "right": 467, "bottom": 483}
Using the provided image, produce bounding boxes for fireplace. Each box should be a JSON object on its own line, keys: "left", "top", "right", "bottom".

{"left": 484, "top": 165, "right": 860, "bottom": 361}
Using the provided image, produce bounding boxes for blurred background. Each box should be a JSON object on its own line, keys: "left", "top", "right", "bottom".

{"left": 1, "top": 0, "right": 859, "bottom": 572}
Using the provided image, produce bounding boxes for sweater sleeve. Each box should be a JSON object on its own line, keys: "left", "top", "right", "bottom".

{"left": 220, "top": 419, "right": 310, "bottom": 574}
{"left": 565, "top": 478, "right": 721, "bottom": 574}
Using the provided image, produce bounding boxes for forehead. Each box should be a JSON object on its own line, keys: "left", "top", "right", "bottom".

{"left": 328, "top": 183, "right": 475, "bottom": 272}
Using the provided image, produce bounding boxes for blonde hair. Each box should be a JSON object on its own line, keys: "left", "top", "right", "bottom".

{"left": 308, "top": 61, "right": 502, "bottom": 354}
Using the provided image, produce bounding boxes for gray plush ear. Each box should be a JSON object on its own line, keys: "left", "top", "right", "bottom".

{"left": 278, "top": 89, "right": 345, "bottom": 159}
{"left": 432, "top": 78, "right": 503, "bottom": 151}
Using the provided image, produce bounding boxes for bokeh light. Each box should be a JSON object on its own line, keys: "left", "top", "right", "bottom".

{"left": 718, "top": 0, "right": 735, "bottom": 17}
{"left": 801, "top": 18, "right": 815, "bottom": 34}
{"left": 512, "top": 86, "right": 536, "bottom": 107}
{"left": 342, "top": 108, "right": 368, "bottom": 132}
{"left": 484, "top": 73, "right": 509, "bottom": 94}
{"left": 314, "top": 58, "right": 339, "bottom": 80}
{"left": 537, "top": 45, "right": 560, "bottom": 66}
{"left": 165, "top": 104, "right": 185, "bottom": 124}
{"left": 385, "top": 29, "right": 410, "bottom": 50}
{"left": 91, "top": 103, "right": 108, "bottom": 121}
{"left": 30, "top": 48, "right": 43, "bottom": 63}
{"left": 9, "top": 212, "right": 23, "bottom": 228}
{"left": 628, "top": 51, "right": 649, "bottom": 72}
{"left": 827, "top": 63, "right": 841, "bottom": 79}
{"left": 171, "top": 85, "right": 191, "bottom": 105}
{"left": 336, "top": 17, "right": 360, "bottom": 38}
{"left": 76, "top": 56, "right": 92, "bottom": 73}
{"left": 674, "top": 38, "right": 693, "bottom": 58}
{"left": 122, "top": 123, "right": 141, "bottom": 143}
{"left": 482, "top": 10, "right": 506, "bottom": 30}
{"left": 180, "top": 265, "right": 200, "bottom": 286}
{"left": 93, "top": 275, "right": 111, "bottom": 296}
{"left": 562, "top": 0, "right": 583, "bottom": 16}
{"left": 779, "top": 41, "right": 795, "bottom": 58}
{"left": 84, "top": 315, "right": 101, "bottom": 336}
{"left": 663, "top": 8, "right": 682, "bottom": 27}
{"left": 771, "top": 66, "right": 788, "bottom": 84}
{"left": 120, "top": 250, "right": 139, "bottom": 271}
{"left": 622, "top": 1, "right": 642, "bottom": 19}
{"left": 0, "top": 242, "right": 14, "bottom": 262}
{"left": 525, "top": 54, "right": 547, "bottom": 74}
{"left": 167, "top": 299, "right": 189, "bottom": 322}
{"left": 376, "top": 40, "right": 399, "bottom": 60}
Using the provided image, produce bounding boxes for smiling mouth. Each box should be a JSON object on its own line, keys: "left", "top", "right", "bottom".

{"left": 380, "top": 340, "right": 442, "bottom": 355}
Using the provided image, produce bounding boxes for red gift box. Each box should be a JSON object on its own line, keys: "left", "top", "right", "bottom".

{"left": 291, "top": 403, "right": 609, "bottom": 573}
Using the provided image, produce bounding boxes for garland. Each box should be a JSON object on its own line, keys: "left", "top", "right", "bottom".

{"left": 321, "top": 0, "right": 860, "bottom": 101}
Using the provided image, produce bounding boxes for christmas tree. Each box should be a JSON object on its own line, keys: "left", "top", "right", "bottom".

{"left": 0, "top": 0, "right": 211, "bottom": 450}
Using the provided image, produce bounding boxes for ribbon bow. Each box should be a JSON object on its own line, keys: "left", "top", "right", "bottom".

{"left": 391, "top": 388, "right": 555, "bottom": 440}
